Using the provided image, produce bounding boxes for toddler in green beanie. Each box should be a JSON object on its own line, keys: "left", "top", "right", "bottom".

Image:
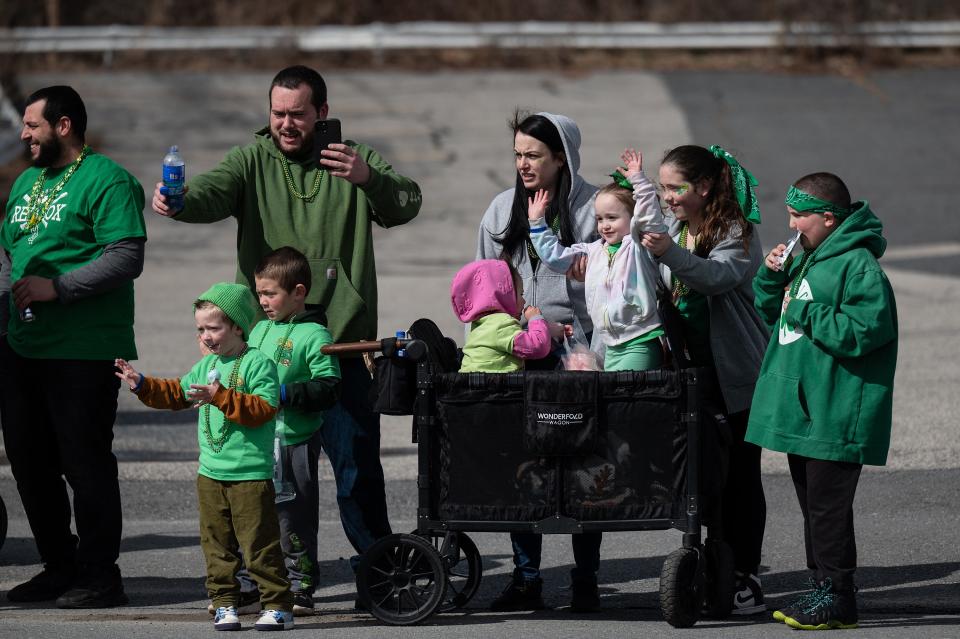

{"left": 114, "top": 282, "right": 295, "bottom": 631}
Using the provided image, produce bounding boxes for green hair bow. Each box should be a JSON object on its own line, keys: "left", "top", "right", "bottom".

{"left": 609, "top": 170, "right": 633, "bottom": 191}
{"left": 709, "top": 145, "right": 761, "bottom": 224}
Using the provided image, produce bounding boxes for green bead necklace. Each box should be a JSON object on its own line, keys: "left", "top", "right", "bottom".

{"left": 279, "top": 155, "right": 323, "bottom": 201}
{"left": 201, "top": 345, "right": 249, "bottom": 454}
{"left": 671, "top": 222, "right": 694, "bottom": 299}
{"left": 256, "top": 316, "right": 297, "bottom": 364}
{"left": 23, "top": 145, "right": 91, "bottom": 233}
{"left": 789, "top": 250, "right": 815, "bottom": 298}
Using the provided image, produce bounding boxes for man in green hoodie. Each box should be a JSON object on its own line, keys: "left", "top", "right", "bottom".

{"left": 746, "top": 173, "right": 898, "bottom": 631}
{"left": 150, "top": 66, "right": 422, "bottom": 586}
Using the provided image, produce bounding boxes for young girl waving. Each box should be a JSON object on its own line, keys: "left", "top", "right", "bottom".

{"left": 528, "top": 148, "right": 667, "bottom": 371}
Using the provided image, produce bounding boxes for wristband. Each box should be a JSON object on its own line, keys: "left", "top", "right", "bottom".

{"left": 132, "top": 373, "right": 144, "bottom": 393}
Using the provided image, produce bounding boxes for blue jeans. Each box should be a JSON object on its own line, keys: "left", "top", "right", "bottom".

{"left": 511, "top": 531, "right": 602, "bottom": 582}
{"left": 319, "top": 357, "right": 392, "bottom": 568}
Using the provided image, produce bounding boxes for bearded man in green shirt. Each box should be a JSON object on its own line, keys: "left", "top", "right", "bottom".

{"left": 150, "top": 66, "right": 422, "bottom": 591}
{"left": 0, "top": 85, "right": 147, "bottom": 608}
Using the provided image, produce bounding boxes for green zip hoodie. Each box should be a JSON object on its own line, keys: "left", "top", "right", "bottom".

{"left": 745, "top": 202, "right": 898, "bottom": 465}
{"left": 174, "top": 128, "right": 422, "bottom": 342}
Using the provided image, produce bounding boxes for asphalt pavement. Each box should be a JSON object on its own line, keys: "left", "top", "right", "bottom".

{"left": 0, "top": 68, "right": 958, "bottom": 638}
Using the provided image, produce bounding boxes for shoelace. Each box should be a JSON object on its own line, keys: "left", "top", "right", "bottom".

{"left": 786, "top": 578, "right": 824, "bottom": 612}
{"left": 800, "top": 578, "right": 835, "bottom": 614}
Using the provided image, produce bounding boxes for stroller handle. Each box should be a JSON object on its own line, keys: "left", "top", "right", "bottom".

{"left": 321, "top": 338, "right": 426, "bottom": 360}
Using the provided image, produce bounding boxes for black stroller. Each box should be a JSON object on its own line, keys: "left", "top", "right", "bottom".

{"left": 322, "top": 318, "right": 733, "bottom": 628}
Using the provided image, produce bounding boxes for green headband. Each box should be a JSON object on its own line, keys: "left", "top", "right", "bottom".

{"left": 785, "top": 185, "right": 850, "bottom": 219}
{"left": 709, "top": 145, "right": 761, "bottom": 224}
{"left": 609, "top": 170, "right": 632, "bottom": 191}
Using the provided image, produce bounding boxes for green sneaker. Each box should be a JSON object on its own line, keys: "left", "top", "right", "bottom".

{"left": 772, "top": 578, "right": 821, "bottom": 622}
{"left": 783, "top": 579, "right": 858, "bottom": 630}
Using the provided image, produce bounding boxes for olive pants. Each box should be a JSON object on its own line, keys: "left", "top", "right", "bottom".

{"left": 197, "top": 475, "right": 292, "bottom": 611}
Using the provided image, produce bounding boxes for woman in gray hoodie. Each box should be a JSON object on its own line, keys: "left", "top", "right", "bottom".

{"left": 476, "top": 111, "right": 603, "bottom": 613}
{"left": 476, "top": 111, "right": 598, "bottom": 369}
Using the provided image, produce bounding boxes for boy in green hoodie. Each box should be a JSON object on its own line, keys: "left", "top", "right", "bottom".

{"left": 746, "top": 173, "right": 898, "bottom": 631}
{"left": 249, "top": 246, "right": 341, "bottom": 614}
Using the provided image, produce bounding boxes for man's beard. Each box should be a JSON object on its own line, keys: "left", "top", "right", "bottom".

{"left": 32, "top": 136, "right": 62, "bottom": 168}
{"left": 271, "top": 129, "right": 314, "bottom": 161}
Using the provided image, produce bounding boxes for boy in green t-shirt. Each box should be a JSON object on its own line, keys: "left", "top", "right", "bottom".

{"left": 746, "top": 173, "right": 898, "bottom": 631}
{"left": 249, "top": 246, "right": 341, "bottom": 614}
{"left": 115, "top": 282, "right": 294, "bottom": 631}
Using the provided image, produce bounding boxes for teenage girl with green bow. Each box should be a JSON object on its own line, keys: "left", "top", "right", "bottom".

{"left": 641, "top": 144, "right": 771, "bottom": 616}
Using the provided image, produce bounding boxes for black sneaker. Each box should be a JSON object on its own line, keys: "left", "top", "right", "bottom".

{"left": 292, "top": 591, "right": 315, "bottom": 616}
{"left": 489, "top": 576, "right": 545, "bottom": 612}
{"left": 731, "top": 572, "right": 766, "bottom": 615}
{"left": 55, "top": 564, "right": 128, "bottom": 609}
{"left": 772, "top": 578, "right": 823, "bottom": 622}
{"left": 569, "top": 576, "right": 600, "bottom": 613}
{"left": 7, "top": 564, "right": 77, "bottom": 602}
{"left": 783, "top": 579, "right": 858, "bottom": 630}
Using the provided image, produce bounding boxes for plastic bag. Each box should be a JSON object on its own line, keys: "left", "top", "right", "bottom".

{"left": 273, "top": 409, "right": 296, "bottom": 503}
{"left": 561, "top": 338, "right": 603, "bottom": 371}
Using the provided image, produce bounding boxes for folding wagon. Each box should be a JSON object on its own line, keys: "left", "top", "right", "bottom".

{"left": 323, "top": 325, "right": 733, "bottom": 628}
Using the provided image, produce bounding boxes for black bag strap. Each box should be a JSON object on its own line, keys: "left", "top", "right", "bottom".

{"left": 656, "top": 276, "right": 691, "bottom": 370}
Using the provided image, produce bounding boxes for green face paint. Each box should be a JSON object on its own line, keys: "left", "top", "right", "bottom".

{"left": 657, "top": 182, "right": 691, "bottom": 196}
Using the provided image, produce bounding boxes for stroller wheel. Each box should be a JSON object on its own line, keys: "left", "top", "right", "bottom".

{"left": 356, "top": 533, "right": 446, "bottom": 625}
{"left": 412, "top": 529, "right": 483, "bottom": 611}
{"left": 659, "top": 546, "right": 702, "bottom": 628}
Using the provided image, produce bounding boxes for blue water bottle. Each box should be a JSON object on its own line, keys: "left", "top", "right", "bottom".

{"left": 396, "top": 330, "right": 407, "bottom": 358}
{"left": 162, "top": 145, "right": 185, "bottom": 212}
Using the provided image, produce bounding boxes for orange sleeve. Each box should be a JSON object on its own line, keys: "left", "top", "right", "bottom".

{"left": 210, "top": 386, "right": 277, "bottom": 428}
{"left": 135, "top": 377, "right": 191, "bottom": 410}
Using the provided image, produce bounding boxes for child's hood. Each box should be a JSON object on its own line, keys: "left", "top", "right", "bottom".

{"left": 451, "top": 259, "right": 518, "bottom": 323}
{"left": 812, "top": 201, "right": 887, "bottom": 263}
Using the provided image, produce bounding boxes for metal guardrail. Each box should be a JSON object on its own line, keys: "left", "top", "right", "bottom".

{"left": 0, "top": 21, "right": 958, "bottom": 55}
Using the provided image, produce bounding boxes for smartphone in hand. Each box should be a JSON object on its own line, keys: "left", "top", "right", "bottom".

{"left": 313, "top": 118, "right": 342, "bottom": 164}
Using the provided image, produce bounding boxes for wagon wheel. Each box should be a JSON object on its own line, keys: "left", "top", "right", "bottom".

{"left": 702, "top": 538, "right": 734, "bottom": 619}
{"left": 356, "top": 533, "right": 446, "bottom": 625}
{"left": 659, "top": 546, "right": 702, "bottom": 628}
{"left": 412, "top": 529, "right": 483, "bottom": 611}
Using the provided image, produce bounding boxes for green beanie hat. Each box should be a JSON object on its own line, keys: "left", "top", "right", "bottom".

{"left": 195, "top": 282, "right": 257, "bottom": 340}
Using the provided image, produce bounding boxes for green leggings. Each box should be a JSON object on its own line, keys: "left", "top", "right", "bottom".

{"left": 603, "top": 338, "right": 663, "bottom": 371}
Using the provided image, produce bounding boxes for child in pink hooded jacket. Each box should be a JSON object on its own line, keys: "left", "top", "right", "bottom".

{"left": 451, "top": 259, "right": 559, "bottom": 372}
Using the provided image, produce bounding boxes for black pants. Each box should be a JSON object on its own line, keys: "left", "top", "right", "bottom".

{"left": 721, "top": 410, "right": 767, "bottom": 576}
{"left": 0, "top": 338, "right": 122, "bottom": 569}
{"left": 788, "top": 454, "right": 862, "bottom": 592}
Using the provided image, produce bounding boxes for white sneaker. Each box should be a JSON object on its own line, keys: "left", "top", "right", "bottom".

{"left": 213, "top": 606, "right": 241, "bottom": 631}
{"left": 732, "top": 572, "right": 767, "bottom": 615}
{"left": 254, "top": 609, "right": 294, "bottom": 631}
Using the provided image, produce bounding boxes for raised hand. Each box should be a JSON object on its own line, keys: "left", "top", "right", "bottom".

{"left": 619, "top": 148, "right": 643, "bottom": 177}
{"left": 527, "top": 189, "right": 550, "bottom": 221}
{"left": 319, "top": 143, "right": 371, "bottom": 185}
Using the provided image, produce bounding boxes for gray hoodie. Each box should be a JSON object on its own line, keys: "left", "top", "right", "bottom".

{"left": 475, "top": 112, "right": 599, "bottom": 344}
{"left": 657, "top": 215, "right": 770, "bottom": 414}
